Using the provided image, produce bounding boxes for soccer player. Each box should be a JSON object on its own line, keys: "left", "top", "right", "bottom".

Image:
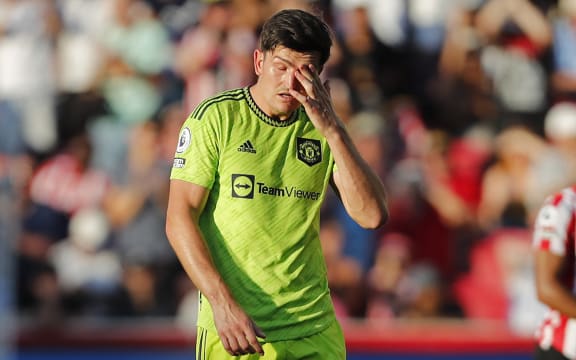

{"left": 166, "top": 8, "right": 388, "bottom": 359}
{"left": 533, "top": 186, "right": 576, "bottom": 360}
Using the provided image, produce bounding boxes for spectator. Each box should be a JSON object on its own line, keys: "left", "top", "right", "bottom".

{"left": 8, "top": 0, "right": 576, "bottom": 337}
{"left": 319, "top": 217, "right": 363, "bottom": 319}
{"left": 173, "top": 0, "right": 232, "bottom": 113}
{"left": 55, "top": 0, "right": 115, "bottom": 93}
{"left": 48, "top": 207, "right": 122, "bottom": 317}
{"left": 23, "top": 134, "right": 110, "bottom": 244}
{"left": 104, "top": 120, "right": 174, "bottom": 267}
{"left": 454, "top": 227, "right": 543, "bottom": 334}
{"left": 365, "top": 233, "right": 412, "bottom": 320}
{"left": 474, "top": 0, "right": 552, "bottom": 132}
{"left": 546, "top": 0, "right": 576, "bottom": 102}
{"left": 0, "top": 0, "right": 61, "bottom": 153}
{"left": 522, "top": 102, "right": 576, "bottom": 228}
{"left": 476, "top": 125, "right": 549, "bottom": 230}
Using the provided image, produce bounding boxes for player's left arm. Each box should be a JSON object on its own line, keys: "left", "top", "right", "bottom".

{"left": 328, "top": 129, "right": 389, "bottom": 229}
{"left": 289, "top": 64, "right": 388, "bottom": 229}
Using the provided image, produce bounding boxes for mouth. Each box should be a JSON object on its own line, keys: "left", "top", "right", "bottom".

{"left": 277, "top": 93, "right": 297, "bottom": 104}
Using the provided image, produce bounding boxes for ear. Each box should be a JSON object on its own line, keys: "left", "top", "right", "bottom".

{"left": 254, "top": 49, "right": 264, "bottom": 76}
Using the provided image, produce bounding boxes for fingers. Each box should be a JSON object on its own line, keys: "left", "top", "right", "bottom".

{"left": 324, "top": 79, "right": 331, "bottom": 96}
{"left": 289, "top": 65, "right": 338, "bottom": 129}
{"left": 291, "top": 76, "right": 322, "bottom": 109}
{"left": 294, "top": 65, "right": 318, "bottom": 99}
{"left": 220, "top": 336, "right": 235, "bottom": 356}
{"left": 252, "top": 323, "right": 267, "bottom": 354}
{"left": 235, "top": 335, "right": 252, "bottom": 356}
{"left": 246, "top": 335, "right": 264, "bottom": 356}
{"left": 222, "top": 336, "right": 255, "bottom": 356}
{"left": 220, "top": 325, "right": 265, "bottom": 356}
{"left": 288, "top": 87, "right": 307, "bottom": 104}
{"left": 299, "top": 64, "right": 316, "bottom": 85}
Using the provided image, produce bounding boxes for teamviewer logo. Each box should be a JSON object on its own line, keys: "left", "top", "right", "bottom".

{"left": 231, "top": 174, "right": 255, "bottom": 199}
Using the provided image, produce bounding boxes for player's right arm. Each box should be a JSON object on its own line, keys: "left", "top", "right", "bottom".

{"left": 533, "top": 196, "right": 576, "bottom": 318}
{"left": 534, "top": 249, "right": 576, "bottom": 317}
{"left": 165, "top": 179, "right": 265, "bottom": 356}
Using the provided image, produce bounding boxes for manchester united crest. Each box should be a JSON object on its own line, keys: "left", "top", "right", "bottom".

{"left": 297, "top": 137, "right": 322, "bottom": 166}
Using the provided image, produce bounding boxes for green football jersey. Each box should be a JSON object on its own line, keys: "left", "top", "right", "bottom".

{"left": 170, "top": 87, "right": 337, "bottom": 341}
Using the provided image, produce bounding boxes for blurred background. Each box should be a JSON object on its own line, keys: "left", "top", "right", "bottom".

{"left": 1, "top": 0, "right": 575, "bottom": 358}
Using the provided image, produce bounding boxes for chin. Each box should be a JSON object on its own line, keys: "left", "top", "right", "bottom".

{"left": 273, "top": 102, "right": 296, "bottom": 115}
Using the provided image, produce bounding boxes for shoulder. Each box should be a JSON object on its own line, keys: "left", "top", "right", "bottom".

{"left": 544, "top": 186, "right": 576, "bottom": 206}
{"left": 536, "top": 186, "right": 576, "bottom": 222}
{"left": 190, "top": 88, "right": 247, "bottom": 121}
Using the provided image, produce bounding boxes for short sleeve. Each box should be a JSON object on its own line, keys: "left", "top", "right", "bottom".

{"left": 532, "top": 201, "right": 571, "bottom": 256}
{"left": 170, "top": 111, "right": 220, "bottom": 189}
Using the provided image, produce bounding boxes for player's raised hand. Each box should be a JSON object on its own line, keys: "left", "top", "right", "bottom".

{"left": 289, "top": 64, "right": 343, "bottom": 135}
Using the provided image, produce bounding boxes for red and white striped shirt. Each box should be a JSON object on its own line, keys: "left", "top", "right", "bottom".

{"left": 28, "top": 154, "right": 109, "bottom": 214}
{"left": 533, "top": 186, "right": 576, "bottom": 359}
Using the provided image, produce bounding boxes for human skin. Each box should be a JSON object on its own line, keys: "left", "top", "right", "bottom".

{"left": 166, "top": 44, "right": 388, "bottom": 356}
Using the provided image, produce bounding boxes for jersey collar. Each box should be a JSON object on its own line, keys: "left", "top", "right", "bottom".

{"left": 244, "top": 87, "right": 301, "bottom": 127}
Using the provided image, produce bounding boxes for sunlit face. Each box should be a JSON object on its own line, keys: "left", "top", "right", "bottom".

{"left": 251, "top": 45, "right": 321, "bottom": 120}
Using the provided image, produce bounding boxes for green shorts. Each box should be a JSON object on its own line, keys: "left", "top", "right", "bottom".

{"left": 196, "top": 320, "right": 346, "bottom": 359}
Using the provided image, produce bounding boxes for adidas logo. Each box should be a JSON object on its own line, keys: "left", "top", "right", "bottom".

{"left": 238, "top": 140, "right": 256, "bottom": 154}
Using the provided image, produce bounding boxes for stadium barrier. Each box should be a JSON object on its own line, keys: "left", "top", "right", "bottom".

{"left": 17, "top": 319, "right": 535, "bottom": 360}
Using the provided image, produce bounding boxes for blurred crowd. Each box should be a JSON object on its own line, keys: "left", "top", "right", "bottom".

{"left": 2, "top": 0, "right": 575, "bottom": 336}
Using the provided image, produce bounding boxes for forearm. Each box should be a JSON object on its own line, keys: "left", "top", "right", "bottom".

{"left": 476, "top": 0, "right": 551, "bottom": 47}
{"left": 325, "top": 124, "right": 388, "bottom": 229}
{"left": 165, "top": 208, "right": 235, "bottom": 307}
{"left": 535, "top": 250, "right": 576, "bottom": 318}
{"left": 165, "top": 182, "right": 264, "bottom": 355}
{"left": 552, "top": 72, "right": 576, "bottom": 92}
{"left": 103, "top": 186, "right": 147, "bottom": 227}
{"left": 537, "top": 280, "right": 576, "bottom": 318}
{"left": 475, "top": 0, "right": 511, "bottom": 38}
{"left": 286, "top": 64, "right": 387, "bottom": 227}
{"left": 509, "top": 1, "right": 551, "bottom": 47}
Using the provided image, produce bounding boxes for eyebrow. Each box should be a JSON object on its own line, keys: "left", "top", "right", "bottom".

{"left": 272, "top": 55, "right": 319, "bottom": 72}
{"left": 272, "top": 56, "right": 295, "bottom": 67}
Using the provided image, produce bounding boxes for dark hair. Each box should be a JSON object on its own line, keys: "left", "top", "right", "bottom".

{"left": 259, "top": 9, "right": 332, "bottom": 67}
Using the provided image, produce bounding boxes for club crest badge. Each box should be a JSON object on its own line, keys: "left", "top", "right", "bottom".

{"left": 176, "top": 127, "right": 191, "bottom": 153}
{"left": 297, "top": 137, "right": 322, "bottom": 166}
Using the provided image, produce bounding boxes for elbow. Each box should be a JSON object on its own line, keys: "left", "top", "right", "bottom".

{"left": 536, "top": 290, "right": 551, "bottom": 308}
{"left": 373, "top": 200, "right": 390, "bottom": 229}
{"left": 370, "top": 211, "right": 389, "bottom": 229}
{"left": 535, "top": 283, "right": 556, "bottom": 307}
{"left": 165, "top": 214, "right": 177, "bottom": 242}
{"left": 165, "top": 220, "right": 173, "bottom": 243}
{"left": 358, "top": 206, "right": 389, "bottom": 230}
{"left": 535, "top": 286, "right": 546, "bottom": 304}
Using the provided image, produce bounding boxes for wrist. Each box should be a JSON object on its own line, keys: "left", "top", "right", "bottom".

{"left": 322, "top": 120, "right": 347, "bottom": 141}
{"left": 204, "top": 280, "right": 235, "bottom": 306}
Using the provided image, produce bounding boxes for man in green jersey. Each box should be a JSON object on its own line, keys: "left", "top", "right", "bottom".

{"left": 166, "top": 8, "right": 388, "bottom": 359}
